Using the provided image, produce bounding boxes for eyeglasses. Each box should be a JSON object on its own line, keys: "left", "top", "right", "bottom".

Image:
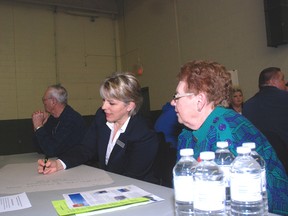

{"left": 173, "top": 93, "right": 195, "bottom": 101}
{"left": 42, "top": 97, "right": 52, "bottom": 102}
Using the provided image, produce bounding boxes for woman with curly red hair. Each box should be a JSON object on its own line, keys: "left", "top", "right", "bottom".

{"left": 171, "top": 60, "right": 288, "bottom": 215}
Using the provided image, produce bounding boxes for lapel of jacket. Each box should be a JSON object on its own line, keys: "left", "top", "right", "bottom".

{"left": 98, "top": 123, "right": 112, "bottom": 167}
{"left": 106, "top": 116, "right": 135, "bottom": 166}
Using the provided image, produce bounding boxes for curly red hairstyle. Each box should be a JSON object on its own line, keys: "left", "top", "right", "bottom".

{"left": 177, "top": 60, "right": 232, "bottom": 107}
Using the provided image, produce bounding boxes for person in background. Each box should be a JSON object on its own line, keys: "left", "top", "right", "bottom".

{"left": 154, "top": 102, "right": 183, "bottom": 149}
{"left": 153, "top": 102, "right": 181, "bottom": 187}
{"left": 37, "top": 72, "right": 159, "bottom": 182}
{"left": 243, "top": 67, "right": 288, "bottom": 174}
{"left": 228, "top": 86, "right": 244, "bottom": 114}
{"left": 243, "top": 67, "right": 288, "bottom": 147}
{"left": 32, "top": 84, "right": 86, "bottom": 157}
{"left": 171, "top": 60, "right": 288, "bottom": 215}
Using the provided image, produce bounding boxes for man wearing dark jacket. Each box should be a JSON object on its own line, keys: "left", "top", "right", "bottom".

{"left": 243, "top": 67, "right": 288, "bottom": 172}
{"left": 32, "top": 84, "right": 86, "bottom": 157}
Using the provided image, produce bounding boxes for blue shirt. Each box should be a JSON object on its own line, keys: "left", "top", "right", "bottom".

{"left": 154, "top": 102, "right": 182, "bottom": 148}
{"left": 177, "top": 106, "right": 288, "bottom": 215}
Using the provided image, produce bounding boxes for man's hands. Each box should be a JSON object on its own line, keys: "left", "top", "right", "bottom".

{"left": 32, "top": 111, "right": 49, "bottom": 131}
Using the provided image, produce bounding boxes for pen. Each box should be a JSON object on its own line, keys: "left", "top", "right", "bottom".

{"left": 43, "top": 156, "right": 48, "bottom": 171}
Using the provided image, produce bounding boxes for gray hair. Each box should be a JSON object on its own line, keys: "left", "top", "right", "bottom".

{"left": 100, "top": 72, "right": 143, "bottom": 116}
{"left": 47, "top": 84, "right": 68, "bottom": 105}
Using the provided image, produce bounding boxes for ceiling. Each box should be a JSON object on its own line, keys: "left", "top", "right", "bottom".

{"left": 2, "top": 0, "right": 122, "bottom": 17}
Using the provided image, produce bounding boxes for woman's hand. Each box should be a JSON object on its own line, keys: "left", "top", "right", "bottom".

{"left": 37, "top": 158, "right": 64, "bottom": 175}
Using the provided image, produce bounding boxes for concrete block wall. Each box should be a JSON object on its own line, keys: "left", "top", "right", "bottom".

{"left": 0, "top": 2, "right": 119, "bottom": 121}
{"left": 0, "top": 2, "right": 119, "bottom": 154}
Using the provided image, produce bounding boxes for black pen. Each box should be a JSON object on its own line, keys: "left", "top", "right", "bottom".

{"left": 43, "top": 156, "right": 48, "bottom": 171}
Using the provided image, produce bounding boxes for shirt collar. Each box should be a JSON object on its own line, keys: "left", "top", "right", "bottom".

{"left": 106, "top": 116, "right": 131, "bottom": 133}
{"left": 193, "top": 106, "right": 226, "bottom": 140}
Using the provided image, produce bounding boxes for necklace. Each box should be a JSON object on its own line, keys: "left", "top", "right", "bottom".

{"left": 52, "top": 121, "right": 60, "bottom": 136}
{"left": 234, "top": 106, "right": 242, "bottom": 113}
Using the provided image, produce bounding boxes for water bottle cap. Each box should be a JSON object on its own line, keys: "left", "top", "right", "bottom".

{"left": 216, "top": 141, "right": 228, "bottom": 148}
{"left": 180, "top": 148, "right": 194, "bottom": 156}
{"left": 200, "top": 151, "right": 215, "bottom": 160}
{"left": 242, "top": 142, "right": 256, "bottom": 149}
{"left": 237, "top": 146, "right": 251, "bottom": 154}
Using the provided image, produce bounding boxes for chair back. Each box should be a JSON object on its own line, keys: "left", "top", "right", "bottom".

{"left": 153, "top": 132, "right": 177, "bottom": 188}
{"left": 262, "top": 130, "right": 288, "bottom": 174}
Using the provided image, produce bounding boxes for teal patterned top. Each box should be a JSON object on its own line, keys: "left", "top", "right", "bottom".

{"left": 177, "top": 106, "right": 288, "bottom": 215}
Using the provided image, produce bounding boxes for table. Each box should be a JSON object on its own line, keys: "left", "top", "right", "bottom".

{"left": 0, "top": 153, "right": 175, "bottom": 216}
{"left": 0, "top": 153, "right": 280, "bottom": 216}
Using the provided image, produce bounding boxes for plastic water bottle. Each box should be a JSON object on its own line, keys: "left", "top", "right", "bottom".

{"left": 194, "top": 151, "right": 226, "bottom": 215}
{"left": 173, "top": 148, "right": 198, "bottom": 216}
{"left": 230, "top": 146, "right": 264, "bottom": 216}
{"left": 214, "top": 141, "right": 235, "bottom": 215}
{"left": 242, "top": 142, "right": 268, "bottom": 215}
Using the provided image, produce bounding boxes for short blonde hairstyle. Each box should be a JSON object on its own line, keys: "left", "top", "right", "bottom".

{"left": 100, "top": 72, "right": 143, "bottom": 116}
{"left": 230, "top": 86, "right": 243, "bottom": 98}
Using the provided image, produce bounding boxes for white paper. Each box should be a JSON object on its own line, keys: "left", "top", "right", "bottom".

{"left": 0, "top": 192, "right": 31, "bottom": 213}
{"left": 63, "top": 185, "right": 164, "bottom": 216}
{"left": 228, "top": 69, "right": 239, "bottom": 85}
{"left": 0, "top": 163, "right": 113, "bottom": 194}
{"left": 63, "top": 185, "right": 155, "bottom": 208}
{"left": 75, "top": 194, "right": 162, "bottom": 216}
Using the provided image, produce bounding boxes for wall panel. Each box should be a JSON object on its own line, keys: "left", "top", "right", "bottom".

{"left": 0, "top": 2, "right": 117, "bottom": 120}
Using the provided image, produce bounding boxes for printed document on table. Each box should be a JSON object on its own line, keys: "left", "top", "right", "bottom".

{"left": 0, "top": 192, "right": 31, "bottom": 213}
{"left": 63, "top": 184, "right": 154, "bottom": 208}
{"left": 75, "top": 194, "right": 162, "bottom": 216}
{"left": 52, "top": 185, "right": 164, "bottom": 216}
{"left": 53, "top": 197, "right": 150, "bottom": 216}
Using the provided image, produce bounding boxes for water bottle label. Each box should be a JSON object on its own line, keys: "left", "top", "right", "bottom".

{"left": 194, "top": 181, "right": 225, "bottom": 211}
{"left": 230, "top": 173, "right": 262, "bottom": 202}
{"left": 174, "top": 176, "right": 195, "bottom": 202}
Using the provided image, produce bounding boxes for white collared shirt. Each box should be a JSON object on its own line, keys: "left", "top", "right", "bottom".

{"left": 105, "top": 117, "right": 131, "bottom": 165}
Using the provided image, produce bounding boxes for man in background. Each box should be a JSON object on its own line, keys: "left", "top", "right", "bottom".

{"left": 32, "top": 84, "right": 86, "bottom": 157}
{"left": 243, "top": 67, "right": 288, "bottom": 172}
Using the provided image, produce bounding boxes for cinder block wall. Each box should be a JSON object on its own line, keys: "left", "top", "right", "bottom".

{"left": 2, "top": 0, "right": 288, "bottom": 154}
{"left": 0, "top": 2, "right": 120, "bottom": 154}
